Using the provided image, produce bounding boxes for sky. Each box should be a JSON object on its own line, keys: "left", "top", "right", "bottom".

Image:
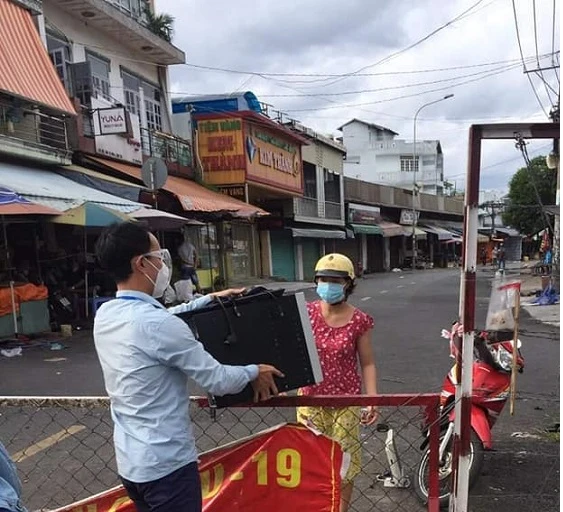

{"left": 159, "top": 0, "right": 560, "bottom": 194}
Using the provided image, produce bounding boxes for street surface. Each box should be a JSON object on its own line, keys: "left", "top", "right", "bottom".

{"left": 0, "top": 268, "right": 559, "bottom": 511}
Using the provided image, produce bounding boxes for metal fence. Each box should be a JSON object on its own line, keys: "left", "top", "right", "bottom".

{"left": 0, "top": 394, "right": 441, "bottom": 512}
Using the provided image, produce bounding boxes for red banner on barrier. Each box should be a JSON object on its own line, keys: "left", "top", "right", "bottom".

{"left": 52, "top": 424, "right": 345, "bottom": 512}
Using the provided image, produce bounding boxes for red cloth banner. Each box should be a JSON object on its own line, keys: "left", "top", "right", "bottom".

{"left": 52, "top": 423, "right": 345, "bottom": 512}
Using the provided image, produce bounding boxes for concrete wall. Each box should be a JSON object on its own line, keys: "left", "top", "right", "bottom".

{"left": 344, "top": 177, "right": 464, "bottom": 216}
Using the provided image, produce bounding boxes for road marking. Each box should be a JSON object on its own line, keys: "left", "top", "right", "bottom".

{"left": 410, "top": 282, "right": 416, "bottom": 285}
{"left": 12, "top": 425, "right": 86, "bottom": 462}
{"left": 397, "top": 285, "right": 404, "bottom": 289}
{"left": 361, "top": 296, "right": 372, "bottom": 301}
{"left": 380, "top": 290, "right": 388, "bottom": 294}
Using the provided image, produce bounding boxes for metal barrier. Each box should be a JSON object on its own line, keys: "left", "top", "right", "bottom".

{"left": 0, "top": 394, "right": 441, "bottom": 512}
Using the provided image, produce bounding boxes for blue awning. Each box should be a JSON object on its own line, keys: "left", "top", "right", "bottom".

{"left": 0, "top": 161, "right": 143, "bottom": 213}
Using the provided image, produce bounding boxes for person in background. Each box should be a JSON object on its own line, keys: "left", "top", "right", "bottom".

{"left": 498, "top": 244, "right": 506, "bottom": 271}
{"left": 178, "top": 232, "right": 201, "bottom": 294}
{"left": 297, "top": 253, "right": 378, "bottom": 512}
{"left": 492, "top": 245, "right": 499, "bottom": 269}
{"left": 0, "top": 441, "right": 27, "bottom": 512}
{"left": 94, "top": 222, "right": 283, "bottom": 512}
{"left": 480, "top": 247, "right": 487, "bottom": 266}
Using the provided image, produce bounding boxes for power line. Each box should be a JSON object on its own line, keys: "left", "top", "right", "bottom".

{"left": 256, "top": 58, "right": 543, "bottom": 98}
{"left": 511, "top": 0, "right": 549, "bottom": 117}
{"left": 310, "top": 0, "right": 492, "bottom": 89}
{"left": 532, "top": 0, "right": 556, "bottom": 105}
{"left": 283, "top": 62, "right": 524, "bottom": 112}
{"left": 183, "top": 54, "right": 545, "bottom": 81}
{"left": 445, "top": 143, "right": 552, "bottom": 179}
{"left": 552, "top": 0, "right": 557, "bottom": 66}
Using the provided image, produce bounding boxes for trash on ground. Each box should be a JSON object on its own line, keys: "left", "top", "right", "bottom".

{"left": 511, "top": 431, "right": 542, "bottom": 440}
{"left": 530, "top": 283, "right": 560, "bottom": 306}
{"left": 50, "top": 342, "right": 66, "bottom": 351}
{"left": 1, "top": 347, "right": 22, "bottom": 357}
{"left": 44, "top": 357, "right": 67, "bottom": 362}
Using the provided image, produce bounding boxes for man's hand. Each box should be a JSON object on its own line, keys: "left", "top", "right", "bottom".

{"left": 251, "top": 364, "right": 285, "bottom": 402}
{"left": 209, "top": 288, "right": 246, "bottom": 299}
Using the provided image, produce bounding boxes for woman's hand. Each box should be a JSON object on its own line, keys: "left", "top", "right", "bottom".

{"left": 361, "top": 405, "right": 379, "bottom": 426}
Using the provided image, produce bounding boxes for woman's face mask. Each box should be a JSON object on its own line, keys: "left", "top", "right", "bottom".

{"left": 316, "top": 281, "right": 346, "bottom": 304}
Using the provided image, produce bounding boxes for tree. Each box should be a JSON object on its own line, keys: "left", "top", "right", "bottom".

{"left": 502, "top": 156, "right": 556, "bottom": 236}
{"left": 144, "top": 9, "right": 174, "bottom": 42}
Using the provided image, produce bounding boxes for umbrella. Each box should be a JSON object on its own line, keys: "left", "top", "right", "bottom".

{"left": 50, "top": 202, "right": 131, "bottom": 317}
{"left": 0, "top": 187, "right": 62, "bottom": 215}
{"left": 130, "top": 207, "right": 203, "bottom": 231}
{"left": 0, "top": 188, "right": 61, "bottom": 335}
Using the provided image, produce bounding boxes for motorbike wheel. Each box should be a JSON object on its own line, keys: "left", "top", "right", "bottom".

{"left": 413, "top": 430, "right": 484, "bottom": 509}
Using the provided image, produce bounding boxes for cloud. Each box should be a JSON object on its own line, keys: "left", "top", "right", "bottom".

{"left": 160, "top": 0, "right": 559, "bottom": 193}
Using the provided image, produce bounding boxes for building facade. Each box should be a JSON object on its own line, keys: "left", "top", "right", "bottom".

{"left": 172, "top": 96, "right": 349, "bottom": 283}
{"left": 339, "top": 118, "right": 444, "bottom": 195}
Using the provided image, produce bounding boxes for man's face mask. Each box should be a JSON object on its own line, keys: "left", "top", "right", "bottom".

{"left": 140, "top": 249, "right": 172, "bottom": 298}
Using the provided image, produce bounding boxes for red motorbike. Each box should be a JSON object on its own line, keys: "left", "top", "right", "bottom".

{"left": 413, "top": 323, "right": 524, "bottom": 507}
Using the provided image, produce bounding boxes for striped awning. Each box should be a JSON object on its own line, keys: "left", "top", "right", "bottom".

{"left": 350, "top": 223, "right": 382, "bottom": 235}
{"left": 377, "top": 221, "right": 405, "bottom": 237}
{"left": 86, "top": 156, "right": 268, "bottom": 219}
{"left": 0, "top": 0, "right": 75, "bottom": 115}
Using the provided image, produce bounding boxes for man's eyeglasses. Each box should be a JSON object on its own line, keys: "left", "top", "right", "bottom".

{"left": 142, "top": 249, "right": 172, "bottom": 270}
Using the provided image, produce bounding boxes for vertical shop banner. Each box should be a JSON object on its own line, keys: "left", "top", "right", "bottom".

{"left": 52, "top": 424, "right": 345, "bottom": 512}
{"left": 196, "top": 118, "right": 246, "bottom": 185}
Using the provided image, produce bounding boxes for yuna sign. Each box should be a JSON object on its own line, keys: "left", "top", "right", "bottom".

{"left": 98, "top": 107, "right": 129, "bottom": 135}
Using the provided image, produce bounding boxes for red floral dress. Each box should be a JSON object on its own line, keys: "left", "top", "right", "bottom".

{"left": 300, "top": 301, "right": 375, "bottom": 396}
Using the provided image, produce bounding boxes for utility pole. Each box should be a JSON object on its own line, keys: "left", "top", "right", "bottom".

{"left": 549, "top": 102, "right": 560, "bottom": 289}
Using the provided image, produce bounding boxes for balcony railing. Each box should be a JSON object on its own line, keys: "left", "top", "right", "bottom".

{"left": 294, "top": 197, "right": 343, "bottom": 221}
{"left": 325, "top": 201, "right": 342, "bottom": 220}
{"left": 0, "top": 102, "right": 71, "bottom": 164}
{"left": 141, "top": 127, "right": 193, "bottom": 177}
{"left": 294, "top": 196, "right": 320, "bottom": 218}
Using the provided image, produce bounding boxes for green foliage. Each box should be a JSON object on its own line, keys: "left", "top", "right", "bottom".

{"left": 144, "top": 7, "right": 174, "bottom": 42}
{"left": 502, "top": 156, "right": 556, "bottom": 236}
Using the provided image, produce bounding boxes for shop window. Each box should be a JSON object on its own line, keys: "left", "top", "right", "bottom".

{"left": 143, "top": 82, "right": 163, "bottom": 132}
{"left": 324, "top": 168, "right": 341, "bottom": 203}
{"left": 47, "top": 36, "right": 72, "bottom": 94}
{"left": 122, "top": 70, "right": 141, "bottom": 116}
{"left": 87, "top": 53, "right": 112, "bottom": 102}
{"left": 303, "top": 162, "right": 317, "bottom": 199}
{"left": 400, "top": 155, "right": 419, "bottom": 172}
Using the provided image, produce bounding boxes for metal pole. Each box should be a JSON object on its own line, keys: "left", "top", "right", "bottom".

{"left": 412, "top": 94, "right": 454, "bottom": 271}
{"left": 451, "top": 125, "right": 481, "bottom": 512}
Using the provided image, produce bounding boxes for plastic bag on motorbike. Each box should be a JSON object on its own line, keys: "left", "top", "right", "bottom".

{"left": 485, "top": 279, "right": 521, "bottom": 332}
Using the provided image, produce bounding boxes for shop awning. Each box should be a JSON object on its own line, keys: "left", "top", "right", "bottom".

{"left": 495, "top": 227, "right": 521, "bottom": 237}
{"left": 401, "top": 226, "right": 427, "bottom": 238}
{"left": 420, "top": 225, "right": 456, "bottom": 240}
{"left": 86, "top": 156, "right": 268, "bottom": 218}
{"left": 0, "top": 0, "right": 75, "bottom": 115}
{"left": 377, "top": 221, "right": 405, "bottom": 237}
{"left": 289, "top": 228, "right": 346, "bottom": 239}
{"left": 0, "top": 187, "right": 61, "bottom": 215}
{"left": 0, "top": 161, "right": 143, "bottom": 213}
{"left": 57, "top": 165, "right": 143, "bottom": 203}
{"left": 350, "top": 224, "right": 383, "bottom": 235}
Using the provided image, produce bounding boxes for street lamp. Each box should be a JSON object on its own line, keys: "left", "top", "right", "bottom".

{"left": 411, "top": 93, "right": 454, "bottom": 271}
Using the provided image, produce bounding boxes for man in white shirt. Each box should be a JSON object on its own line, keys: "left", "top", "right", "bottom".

{"left": 178, "top": 236, "right": 201, "bottom": 293}
{"left": 93, "top": 222, "right": 283, "bottom": 512}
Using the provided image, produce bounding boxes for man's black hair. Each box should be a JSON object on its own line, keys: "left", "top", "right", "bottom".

{"left": 95, "top": 222, "right": 151, "bottom": 283}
